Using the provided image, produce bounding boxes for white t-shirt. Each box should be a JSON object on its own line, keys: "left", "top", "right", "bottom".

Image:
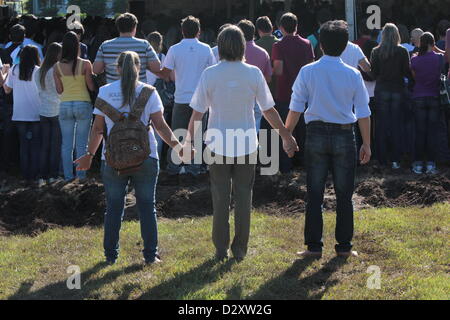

{"left": 163, "top": 38, "right": 216, "bottom": 104}
{"left": 341, "top": 41, "right": 365, "bottom": 68}
{"left": 146, "top": 53, "right": 166, "bottom": 86}
{"left": 5, "top": 65, "right": 40, "bottom": 122}
{"left": 341, "top": 42, "right": 374, "bottom": 97}
{"left": 93, "top": 80, "right": 164, "bottom": 160}
{"left": 190, "top": 61, "right": 275, "bottom": 157}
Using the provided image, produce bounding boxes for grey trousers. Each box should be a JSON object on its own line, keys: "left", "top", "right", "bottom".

{"left": 208, "top": 153, "right": 256, "bottom": 258}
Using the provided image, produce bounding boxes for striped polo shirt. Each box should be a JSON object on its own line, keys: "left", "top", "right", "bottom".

{"left": 95, "top": 36, "right": 159, "bottom": 83}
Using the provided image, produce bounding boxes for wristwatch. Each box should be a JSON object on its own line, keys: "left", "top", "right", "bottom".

{"left": 86, "top": 151, "right": 95, "bottom": 158}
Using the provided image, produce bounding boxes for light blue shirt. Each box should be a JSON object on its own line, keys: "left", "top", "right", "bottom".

{"left": 289, "top": 55, "right": 371, "bottom": 124}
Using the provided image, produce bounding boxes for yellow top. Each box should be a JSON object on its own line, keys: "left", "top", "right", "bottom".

{"left": 56, "top": 60, "right": 91, "bottom": 102}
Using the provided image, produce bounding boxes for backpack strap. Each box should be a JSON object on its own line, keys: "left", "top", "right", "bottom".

{"left": 94, "top": 97, "right": 125, "bottom": 123}
{"left": 129, "top": 85, "right": 155, "bottom": 121}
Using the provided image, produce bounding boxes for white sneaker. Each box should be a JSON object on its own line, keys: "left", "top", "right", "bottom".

{"left": 412, "top": 164, "right": 423, "bottom": 174}
{"left": 426, "top": 164, "right": 438, "bottom": 175}
{"left": 38, "top": 179, "right": 46, "bottom": 188}
{"left": 392, "top": 162, "right": 401, "bottom": 170}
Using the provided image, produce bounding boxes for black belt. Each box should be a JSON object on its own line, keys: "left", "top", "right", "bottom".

{"left": 307, "top": 121, "right": 354, "bottom": 130}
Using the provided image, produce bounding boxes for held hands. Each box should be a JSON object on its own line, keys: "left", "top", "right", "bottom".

{"left": 359, "top": 144, "right": 372, "bottom": 165}
{"left": 179, "top": 142, "right": 196, "bottom": 163}
{"left": 74, "top": 154, "right": 93, "bottom": 171}
{"left": 281, "top": 130, "right": 300, "bottom": 158}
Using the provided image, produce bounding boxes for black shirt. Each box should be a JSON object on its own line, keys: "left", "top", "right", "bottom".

{"left": 371, "top": 45, "right": 413, "bottom": 93}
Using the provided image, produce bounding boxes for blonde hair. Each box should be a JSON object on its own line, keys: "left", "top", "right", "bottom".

{"left": 378, "top": 23, "right": 401, "bottom": 60}
{"left": 117, "top": 51, "right": 140, "bottom": 108}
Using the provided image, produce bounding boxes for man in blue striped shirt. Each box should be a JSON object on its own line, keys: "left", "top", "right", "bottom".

{"left": 286, "top": 21, "right": 372, "bottom": 259}
{"left": 93, "top": 13, "right": 161, "bottom": 84}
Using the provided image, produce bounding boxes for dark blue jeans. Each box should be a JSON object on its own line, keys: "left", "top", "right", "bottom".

{"left": 374, "top": 90, "right": 404, "bottom": 164}
{"left": 16, "top": 121, "right": 41, "bottom": 180}
{"left": 413, "top": 97, "right": 440, "bottom": 162}
{"left": 102, "top": 158, "right": 159, "bottom": 263}
{"left": 1, "top": 103, "right": 19, "bottom": 170}
{"left": 39, "top": 116, "right": 62, "bottom": 179}
{"left": 304, "top": 122, "right": 357, "bottom": 253}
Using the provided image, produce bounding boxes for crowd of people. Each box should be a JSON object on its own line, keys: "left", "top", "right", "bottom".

{"left": 1, "top": 10, "right": 450, "bottom": 263}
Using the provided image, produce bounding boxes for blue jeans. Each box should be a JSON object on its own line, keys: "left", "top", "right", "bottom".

{"left": 413, "top": 97, "right": 440, "bottom": 163}
{"left": 39, "top": 116, "right": 62, "bottom": 179}
{"left": 304, "top": 122, "right": 357, "bottom": 253}
{"left": 16, "top": 121, "right": 41, "bottom": 180}
{"left": 102, "top": 158, "right": 160, "bottom": 263}
{"left": 59, "top": 101, "right": 92, "bottom": 180}
{"left": 374, "top": 90, "right": 403, "bottom": 164}
{"left": 254, "top": 102, "right": 262, "bottom": 133}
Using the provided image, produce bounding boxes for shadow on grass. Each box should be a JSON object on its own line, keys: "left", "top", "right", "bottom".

{"left": 137, "top": 258, "right": 235, "bottom": 300}
{"left": 246, "top": 256, "right": 348, "bottom": 300}
{"left": 7, "top": 262, "right": 144, "bottom": 300}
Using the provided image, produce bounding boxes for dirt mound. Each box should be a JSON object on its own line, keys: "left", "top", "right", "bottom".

{"left": 0, "top": 167, "right": 449, "bottom": 236}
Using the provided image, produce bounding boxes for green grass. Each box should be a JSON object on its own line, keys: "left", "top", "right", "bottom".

{"left": 0, "top": 204, "right": 449, "bottom": 300}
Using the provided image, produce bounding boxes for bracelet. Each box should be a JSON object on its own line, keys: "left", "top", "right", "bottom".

{"left": 86, "top": 151, "right": 95, "bottom": 158}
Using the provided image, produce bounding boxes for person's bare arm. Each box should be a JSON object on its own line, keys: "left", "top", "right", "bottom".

{"left": 84, "top": 61, "right": 96, "bottom": 92}
{"left": 74, "top": 115, "right": 105, "bottom": 171}
{"left": 273, "top": 60, "right": 283, "bottom": 76}
{"left": 53, "top": 68, "right": 64, "bottom": 94}
{"left": 152, "top": 111, "right": 182, "bottom": 149}
{"left": 265, "top": 74, "right": 272, "bottom": 84}
{"left": 358, "top": 117, "right": 371, "bottom": 165}
{"left": 285, "top": 110, "right": 302, "bottom": 133}
{"left": 93, "top": 61, "right": 105, "bottom": 75}
{"left": 147, "top": 60, "right": 162, "bottom": 75}
{"left": 159, "top": 67, "right": 173, "bottom": 82}
{"left": 186, "top": 110, "right": 205, "bottom": 144}
{"left": 263, "top": 107, "right": 299, "bottom": 158}
{"left": 359, "top": 57, "right": 371, "bottom": 73}
{"left": 3, "top": 82, "right": 12, "bottom": 94}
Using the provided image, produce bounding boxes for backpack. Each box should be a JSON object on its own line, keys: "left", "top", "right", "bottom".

{"left": 94, "top": 85, "right": 155, "bottom": 175}
{"left": 154, "top": 53, "right": 175, "bottom": 107}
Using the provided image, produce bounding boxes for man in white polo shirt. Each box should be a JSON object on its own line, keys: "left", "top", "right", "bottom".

{"left": 286, "top": 21, "right": 372, "bottom": 259}
{"left": 160, "top": 16, "right": 216, "bottom": 177}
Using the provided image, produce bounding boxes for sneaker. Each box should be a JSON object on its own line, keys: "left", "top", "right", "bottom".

{"left": 412, "top": 165, "right": 423, "bottom": 175}
{"left": 38, "top": 179, "right": 46, "bottom": 188}
{"left": 392, "top": 162, "right": 401, "bottom": 170}
{"left": 426, "top": 163, "right": 438, "bottom": 175}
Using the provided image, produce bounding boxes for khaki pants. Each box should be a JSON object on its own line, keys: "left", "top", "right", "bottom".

{"left": 208, "top": 152, "right": 256, "bottom": 259}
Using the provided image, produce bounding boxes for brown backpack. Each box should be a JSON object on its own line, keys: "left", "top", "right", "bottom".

{"left": 95, "top": 85, "right": 155, "bottom": 175}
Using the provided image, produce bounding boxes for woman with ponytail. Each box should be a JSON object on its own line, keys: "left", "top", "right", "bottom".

{"left": 410, "top": 32, "right": 444, "bottom": 174}
{"left": 75, "top": 51, "right": 184, "bottom": 265}
{"left": 54, "top": 31, "right": 96, "bottom": 181}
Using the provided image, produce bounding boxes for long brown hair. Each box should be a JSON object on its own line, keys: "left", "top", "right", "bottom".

{"left": 117, "top": 51, "right": 140, "bottom": 108}
{"left": 377, "top": 23, "right": 401, "bottom": 60}
{"left": 418, "top": 32, "right": 435, "bottom": 56}
{"left": 61, "top": 31, "right": 80, "bottom": 76}
{"left": 40, "top": 42, "right": 61, "bottom": 89}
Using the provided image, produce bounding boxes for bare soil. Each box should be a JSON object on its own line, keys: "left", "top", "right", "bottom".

{"left": 1, "top": 165, "right": 449, "bottom": 236}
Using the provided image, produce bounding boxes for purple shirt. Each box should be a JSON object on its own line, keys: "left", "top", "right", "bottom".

{"left": 411, "top": 52, "right": 442, "bottom": 99}
{"left": 245, "top": 41, "right": 272, "bottom": 78}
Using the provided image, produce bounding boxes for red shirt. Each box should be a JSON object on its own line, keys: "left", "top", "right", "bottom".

{"left": 272, "top": 35, "right": 314, "bottom": 103}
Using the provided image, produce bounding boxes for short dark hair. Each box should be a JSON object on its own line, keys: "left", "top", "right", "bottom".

{"left": 115, "top": 13, "right": 138, "bottom": 34}
{"left": 319, "top": 20, "right": 349, "bottom": 56}
{"left": 181, "top": 15, "right": 201, "bottom": 38}
{"left": 218, "top": 25, "right": 245, "bottom": 62}
{"left": 256, "top": 16, "right": 273, "bottom": 34}
{"left": 10, "top": 24, "right": 25, "bottom": 43}
{"left": 280, "top": 12, "right": 298, "bottom": 34}
{"left": 237, "top": 19, "right": 255, "bottom": 42}
{"left": 147, "top": 31, "right": 163, "bottom": 53}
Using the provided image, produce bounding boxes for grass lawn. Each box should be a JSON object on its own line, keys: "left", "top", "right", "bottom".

{"left": 0, "top": 204, "right": 449, "bottom": 300}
